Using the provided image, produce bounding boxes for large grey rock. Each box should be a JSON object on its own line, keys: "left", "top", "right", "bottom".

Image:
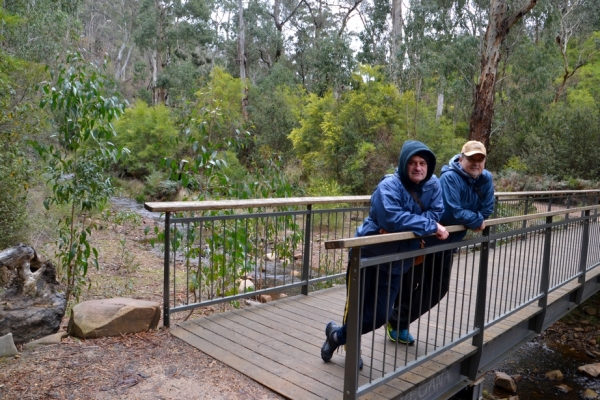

{"left": 0, "top": 259, "right": 66, "bottom": 344}
{"left": 494, "top": 371, "right": 517, "bottom": 393}
{"left": 0, "top": 333, "right": 18, "bottom": 358}
{"left": 68, "top": 297, "right": 160, "bottom": 339}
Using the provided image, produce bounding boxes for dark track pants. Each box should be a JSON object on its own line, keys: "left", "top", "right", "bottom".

{"left": 388, "top": 250, "right": 453, "bottom": 330}
{"left": 335, "top": 263, "right": 402, "bottom": 345}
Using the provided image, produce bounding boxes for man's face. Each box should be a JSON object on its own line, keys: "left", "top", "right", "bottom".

{"left": 407, "top": 155, "right": 428, "bottom": 184}
{"left": 459, "top": 153, "right": 486, "bottom": 178}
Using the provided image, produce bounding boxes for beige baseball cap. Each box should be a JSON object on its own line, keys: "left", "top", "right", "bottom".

{"left": 461, "top": 141, "right": 487, "bottom": 156}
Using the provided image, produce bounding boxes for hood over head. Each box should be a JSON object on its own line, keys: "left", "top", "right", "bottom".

{"left": 396, "top": 140, "right": 436, "bottom": 189}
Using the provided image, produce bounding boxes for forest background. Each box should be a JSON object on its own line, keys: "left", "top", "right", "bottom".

{"left": 1, "top": 0, "right": 600, "bottom": 303}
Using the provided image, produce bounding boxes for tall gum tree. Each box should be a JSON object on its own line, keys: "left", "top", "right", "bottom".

{"left": 469, "top": 0, "right": 537, "bottom": 148}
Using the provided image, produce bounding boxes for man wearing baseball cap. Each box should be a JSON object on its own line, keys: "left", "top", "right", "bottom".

{"left": 387, "top": 140, "right": 494, "bottom": 344}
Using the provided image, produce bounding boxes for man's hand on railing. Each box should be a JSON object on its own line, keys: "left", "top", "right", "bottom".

{"left": 472, "top": 221, "right": 486, "bottom": 232}
{"left": 436, "top": 223, "right": 449, "bottom": 240}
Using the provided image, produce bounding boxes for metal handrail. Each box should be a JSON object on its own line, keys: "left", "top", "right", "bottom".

{"left": 325, "top": 204, "right": 600, "bottom": 249}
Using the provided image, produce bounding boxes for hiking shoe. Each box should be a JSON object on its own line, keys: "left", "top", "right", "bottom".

{"left": 387, "top": 323, "right": 415, "bottom": 345}
{"left": 321, "top": 321, "right": 340, "bottom": 362}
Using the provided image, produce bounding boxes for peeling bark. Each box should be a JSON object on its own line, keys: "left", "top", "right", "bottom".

{"left": 469, "top": 0, "right": 537, "bottom": 148}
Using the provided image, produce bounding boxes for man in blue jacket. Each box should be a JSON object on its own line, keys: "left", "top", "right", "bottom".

{"left": 321, "top": 140, "right": 449, "bottom": 368}
{"left": 387, "top": 140, "right": 494, "bottom": 344}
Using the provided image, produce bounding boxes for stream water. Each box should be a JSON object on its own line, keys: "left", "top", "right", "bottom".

{"left": 482, "top": 339, "right": 600, "bottom": 399}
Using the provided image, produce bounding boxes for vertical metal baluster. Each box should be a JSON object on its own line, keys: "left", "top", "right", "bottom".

{"left": 163, "top": 211, "right": 171, "bottom": 327}
{"left": 302, "top": 205, "right": 312, "bottom": 295}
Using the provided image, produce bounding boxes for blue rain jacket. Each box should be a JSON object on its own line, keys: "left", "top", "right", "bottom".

{"left": 355, "top": 141, "right": 444, "bottom": 273}
{"left": 438, "top": 154, "right": 495, "bottom": 242}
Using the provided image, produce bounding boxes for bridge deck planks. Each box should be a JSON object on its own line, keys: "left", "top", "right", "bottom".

{"left": 171, "top": 225, "right": 600, "bottom": 399}
{"left": 171, "top": 283, "right": 477, "bottom": 400}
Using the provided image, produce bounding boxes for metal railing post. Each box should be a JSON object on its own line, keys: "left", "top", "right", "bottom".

{"left": 522, "top": 198, "right": 529, "bottom": 231}
{"left": 343, "top": 247, "right": 362, "bottom": 400}
{"left": 532, "top": 216, "right": 553, "bottom": 333}
{"left": 163, "top": 211, "right": 171, "bottom": 327}
{"left": 575, "top": 210, "right": 591, "bottom": 304}
{"left": 491, "top": 196, "right": 499, "bottom": 235}
{"left": 301, "top": 204, "right": 313, "bottom": 295}
{"left": 462, "top": 227, "right": 490, "bottom": 380}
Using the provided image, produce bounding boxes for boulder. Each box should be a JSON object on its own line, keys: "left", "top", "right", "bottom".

{"left": 0, "top": 291, "right": 66, "bottom": 344}
{"left": 545, "top": 369, "right": 564, "bottom": 381}
{"left": 579, "top": 363, "right": 600, "bottom": 378}
{"left": 555, "top": 384, "right": 572, "bottom": 393}
{"left": 494, "top": 371, "right": 517, "bottom": 393}
{"left": 68, "top": 298, "right": 160, "bottom": 339}
{"left": 0, "top": 333, "right": 18, "bottom": 358}
{"left": 238, "top": 279, "right": 254, "bottom": 292}
{"left": 582, "top": 389, "right": 599, "bottom": 399}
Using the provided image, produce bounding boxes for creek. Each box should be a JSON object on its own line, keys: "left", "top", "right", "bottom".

{"left": 483, "top": 339, "right": 600, "bottom": 399}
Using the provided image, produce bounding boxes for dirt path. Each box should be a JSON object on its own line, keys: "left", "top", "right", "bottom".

{"left": 0, "top": 201, "right": 285, "bottom": 400}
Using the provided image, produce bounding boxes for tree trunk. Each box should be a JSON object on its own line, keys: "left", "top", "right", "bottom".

{"left": 469, "top": 0, "right": 537, "bottom": 148}
{"left": 436, "top": 92, "right": 444, "bottom": 122}
{"left": 238, "top": 0, "right": 248, "bottom": 119}
{"left": 391, "top": 0, "right": 402, "bottom": 59}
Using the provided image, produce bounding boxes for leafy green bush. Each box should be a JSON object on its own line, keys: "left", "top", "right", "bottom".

{"left": 113, "top": 101, "right": 179, "bottom": 179}
{"left": 34, "top": 52, "right": 125, "bottom": 304}
{"left": 503, "top": 156, "right": 528, "bottom": 173}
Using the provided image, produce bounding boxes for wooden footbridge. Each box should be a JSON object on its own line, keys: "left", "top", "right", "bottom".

{"left": 146, "top": 191, "right": 600, "bottom": 399}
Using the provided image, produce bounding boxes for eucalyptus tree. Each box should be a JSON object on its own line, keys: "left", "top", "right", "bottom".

{"left": 469, "top": 0, "right": 537, "bottom": 147}
{"left": 134, "top": 0, "right": 214, "bottom": 105}
{"left": 2, "top": 0, "right": 73, "bottom": 63}
{"left": 550, "top": 0, "right": 600, "bottom": 102}
{"left": 287, "top": 0, "right": 358, "bottom": 95}
{"left": 393, "top": 0, "right": 480, "bottom": 139}
{"left": 76, "top": 0, "right": 143, "bottom": 85}
{"left": 34, "top": 53, "right": 126, "bottom": 304}
{"left": 356, "top": 0, "right": 390, "bottom": 66}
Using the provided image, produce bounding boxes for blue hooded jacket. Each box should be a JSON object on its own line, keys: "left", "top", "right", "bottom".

{"left": 438, "top": 154, "right": 494, "bottom": 242}
{"left": 356, "top": 140, "right": 444, "bottom": 273}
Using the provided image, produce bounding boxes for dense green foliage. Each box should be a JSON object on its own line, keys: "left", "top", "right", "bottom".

{"left": 2, "top": 0, "right": 600, "bottom": 305}
{"left": 113, "top": 101, "right": 179, "bottom": 178}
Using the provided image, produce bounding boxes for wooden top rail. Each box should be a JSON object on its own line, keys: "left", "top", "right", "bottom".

{"left": 144, "top": 190, "right": 600, "bottom": 213}
{"left": 144, "top": 196, "right": 370, "bottom": 212}
{"left": 494, "top": 189, "right": 600, "bottom": 199}
{"left": 324, "top": 204, "right": 600, "bottom": 249}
